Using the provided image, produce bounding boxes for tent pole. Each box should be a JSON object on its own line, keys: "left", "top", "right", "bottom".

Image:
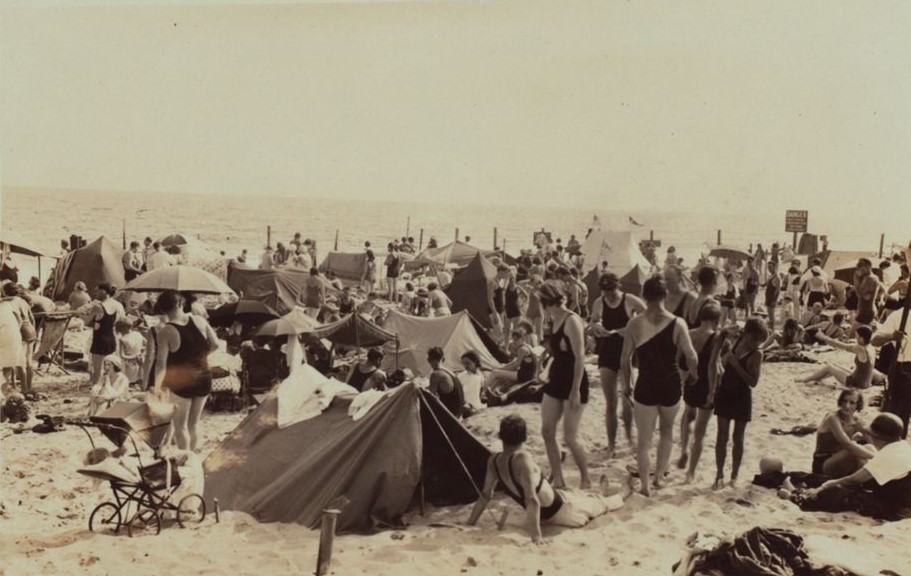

{"left": 395, "top": 337, "right": 399, "bottom": 372}
{"left": 419, "top": 229, "right": 424, "bottom": 251}
{"left": 315, "top": 508, "right": 340, "bottom": 576}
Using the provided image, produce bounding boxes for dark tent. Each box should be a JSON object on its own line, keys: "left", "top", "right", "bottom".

{"left": 415, "top": 241, "right": 503, "bottom": 268}
{"left": 468, "top": 314, "right": 511, "bottom": 364}
{"left": 583, "top": 263, "right": 649, "bottom": 308}
{"left": 319, "top": 252, "right": 367, "bottom": 284}
{"left": 204, "top": 382, "right": 489, "bottom": 533}
{"left": 52, "top": 236, "right": 126, "bottom": 300}
{"left": 447, "top": 253, "right": 497, "bottom": 329}
{"left": 798, "top": 233, "right": 819, "bottom": 256}
{"left": 309, "top": 313, "right": 397, "bottom": 348}
{"left": 227, "top": 265, "right": 338, "bottom": 315}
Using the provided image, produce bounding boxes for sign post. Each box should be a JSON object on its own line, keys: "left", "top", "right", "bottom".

{"left": 785, "top": 210, "right": 808, "bottom": 251}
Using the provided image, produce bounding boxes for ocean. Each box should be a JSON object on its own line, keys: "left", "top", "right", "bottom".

{"left": 0, "top": 187, "right": 899, "bottom": 281}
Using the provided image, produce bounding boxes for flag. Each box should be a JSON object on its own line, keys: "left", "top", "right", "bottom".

{"left": 629, "top": 216, "right": 643, "bottom": 227}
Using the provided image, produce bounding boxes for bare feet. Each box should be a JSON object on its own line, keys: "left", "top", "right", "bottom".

{"left": 599, "top": 474, "right": 610, "bottom": 496}
{"left": 580, "top": 476, "right": 592, "bottom": 490}
{"left": 676, "top": 453, "right": 688, "bottom": 470}
{"left": 605, "top": 445, "right": 616, "bottom": 460}
{"left": 712, "top": 477, "right": 725, "bottom": 490}
{"left": 729, "top": 477, "right": 739, "bottom": 488}
{"left": 684, "top": 471, "right": 695, "bottom": 484}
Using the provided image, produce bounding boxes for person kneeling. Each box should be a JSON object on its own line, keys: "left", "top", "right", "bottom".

{"left": 467, "top": 415, "right": 627, "bottom": 543}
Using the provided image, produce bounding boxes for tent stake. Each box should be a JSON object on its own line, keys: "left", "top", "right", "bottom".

{"left": 315, "top": 508, "right": 340, "bottom": 576}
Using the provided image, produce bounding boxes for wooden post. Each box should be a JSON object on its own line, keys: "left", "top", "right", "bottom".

{"left": 334, "top": 229, "right": 339, "bottom": 251}
{"left": 406, "top": 216, "right": 411, "bottom": 238}
{"left": 717, "top": 230, "right": 722, "bottom": 246}
{"left": 879, "top": 233, "right": 885, "bottom": 258}
{"left": 455, "top": 228, "right": 460, "bottom": 242}
{"left": 493, "top": 227, "right": 498, "bottom": 250}
{"left": 267, "top": 226, "right": 272, "bottom": 249}
{"left": 792, "top": 231, "right": 798, "bottom": 252}
{"left": 650, "top": 230, "right": 654, "bottom": 242}
{"left": 503, "top": 238, "right": 507, "bottom": 253}
{"left": 315, "top": 509, "right": 341, "bottom": 576}
{"left": 419, "top": 229, "right": 424, "bottom": 251}
{"left": 122, "top": 219, "right": 126, "bottom": 249}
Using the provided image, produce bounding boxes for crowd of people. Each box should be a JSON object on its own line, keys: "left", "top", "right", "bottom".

{"left": 2, "top": 228, "right": 911, "bottom": 542}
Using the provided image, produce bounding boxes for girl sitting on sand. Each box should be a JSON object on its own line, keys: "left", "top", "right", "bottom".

{"left": 487, "top": 328, "right": 538, "bottom": 394}
{"left": 796, "top": 326, "right": 877, "bottom": 389}
{"left": 713, "top": 317, "right": 768, "bottom": 489}
{"left": 812, "top": 389, "right": 872, "bottom": 477}
{"left": 87, "top": 356, "right": 131, "bottom": 416}
{"left": 115, "top": 319, "right": 144, "bottom": 386}
{"left": 761, "top": 318, "right": 804, "bottom": 351}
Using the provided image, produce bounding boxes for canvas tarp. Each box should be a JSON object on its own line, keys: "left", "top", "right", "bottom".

{"left": 309, "top": 313, "right": 397, "bottom": 348}
{"left": 227, "top": 265, "right": 338, "bottom": 315}
{"left": 579, "top": 230, "right": 652, "bottom": 275}
{"left": 203, "top": 382, "right": 488, "bottom": 533}
{"left": 415, "top": 241, "right": 502, "bottom": 268}
{"left": 813, "top": 250, "right": 878, "bottom": 278}
{"left": 447, "top": 253, "right": 497, "bottom": 329}
{"left": 51, "top": 236, "right": 126, "bottom": 300}
{"left": 381, "top": 309, "right": 503, "bottom": 376}
{"left": 320, "top": 252, "right": 367, "bottom": 284}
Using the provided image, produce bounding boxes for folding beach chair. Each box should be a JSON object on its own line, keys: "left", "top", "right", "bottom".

{"left": 34, "top": 312, "right": 75, "bottom": 376}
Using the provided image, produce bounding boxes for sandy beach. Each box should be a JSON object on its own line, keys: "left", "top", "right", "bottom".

{"left": 3, "top": 333, "right": 909, "bottom": 576}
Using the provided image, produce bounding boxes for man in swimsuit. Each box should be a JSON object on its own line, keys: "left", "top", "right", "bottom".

{"left": 588, "top": 272, "right": 645, "bottom": 457}
{"left": 854, "top": 258, "right": 880, "bottom": 327}
{"left": 467, "top": 415, "right": 628, "bottom": 543}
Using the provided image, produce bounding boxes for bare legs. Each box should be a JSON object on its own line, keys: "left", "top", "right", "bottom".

{"left": 633, "top": 400, "right": 679, "bottom": 496}
{"left": 90, "top": 353, "right": 105, "bottom": 388}
{"left": 171, "top": 395, "right": 208, "bottom": 452}
{"left": 541, "top": 394, "right": 590, "bottom": 490}
{"left": 797, "top": 364, "right": 849, "bottom": 386}
{"left": 767, "top": 305, "right": 777, "bottom": 332}
{"left": 685, "top": 408, "right": 713, "bottom": 483}
{"left": 599, "top": 367, "right": 631, "bottom": 457}
{"left": 715, "top": 417, "right": 748, "bottom": 488}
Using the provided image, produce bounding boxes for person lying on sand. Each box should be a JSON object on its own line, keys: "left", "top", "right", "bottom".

{"left": 796, "top": 326, "right": 878, "bottom": 389}
{"left": 467, "top": 415, "right": 629, "bottom": 543}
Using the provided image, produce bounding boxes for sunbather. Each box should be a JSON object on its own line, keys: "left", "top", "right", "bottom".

{"left": 487, "top": 329, "right": 537, "bottom": 393}
{"left": 467, "top": 415, "right": 629, "bottom": 543}
{"left": 796, "top": 326, "right": 876, "bottom": 389}
{"left": 810, "top": 389, "right": 872, "bottom": 477}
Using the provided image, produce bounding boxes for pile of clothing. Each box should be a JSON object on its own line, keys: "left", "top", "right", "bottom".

{"left": 672, "top": 527, "right": 862, "bottom": 576}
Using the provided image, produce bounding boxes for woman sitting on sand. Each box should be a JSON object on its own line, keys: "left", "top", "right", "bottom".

{"left": 811, "top": 389, "right": 872, "bottom": 476}
{"left": 427, "top": 282, "right": 452, "bottom": 317}
{"left": 467, "top": 415, "right": 628, "bottom": 543}
{"left": 762, "top": 318, "right": 804, "bottom": 351}
{"left": 459, "top": 351, "right": 486, "bottom": 414}
{"left": 796, "top": 326, "right": 877, "bottom": 389}
{"left": 487, "top": 328, "right": 538, "bottom": 393}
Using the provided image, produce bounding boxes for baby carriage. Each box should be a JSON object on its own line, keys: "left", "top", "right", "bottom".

{"left": 73, "top": 401, "right": 208, "bottom": 537}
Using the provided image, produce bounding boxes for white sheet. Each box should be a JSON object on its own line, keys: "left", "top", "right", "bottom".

{"left": 276, "top": 364, "right": 357, "bottom": 428}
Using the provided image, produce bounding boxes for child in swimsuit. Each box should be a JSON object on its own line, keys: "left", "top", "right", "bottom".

{"left": 713, "top": 318, "right": 769, "bottom": 489}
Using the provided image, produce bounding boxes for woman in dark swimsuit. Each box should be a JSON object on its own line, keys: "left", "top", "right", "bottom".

{"left": 503, "top": 270, "right": 523, "bottom": 340}
{"left": 346, "top": 348, "right": 386, "bottom": 392}
{"left": 621, "top": 276, "right": 698, "bottom": 496}
{"left": 467, "top": 416, "right": 624, "bottom": 542}
{"left": 713, "top": 318, "right": 768, "bottom": 488}
{"left": 812, "top": 389, "right": 871, "bottom": 477}
{"left": 153, "top": 290, "right": 220, "bottom": 451}
{"left": 665, "top": 265, "right": 696, "bottom": 323}
{"left": 537, "top": 282, "right": 591, "bottom": 490}
{"left": 678, "top": 303, "right": 725, "bottom": 483}
{"left": 686, "top": 265, "right": 720, "bottom": 329}
{"left": 89, "top": 282, "right": 125, "bottom": 389}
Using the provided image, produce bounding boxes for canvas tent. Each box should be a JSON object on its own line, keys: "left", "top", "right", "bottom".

{"left": 227, "top": 265, "right": 338, "bottom": 315}
{"left": 319, "top": 252, "right": 367, "bottom": 284}
{"left": 309, "top": 313, "right": 397, "bottom": 348}
{"left": 447, "top": 253, "right": 497, "bottom": 329}
{"left": 51, "top": 236, "right": 125, "bottom": 300}
{"left": 204, "top": 381, "right": 489, "bottom": 533}
{"left": 813, "top": 250, "right": 878, "bottom": 278}
{"left": 382, "top": 309, "right": 505, "bottom": 376}
{"left": 583, "top": 263, "right": 649, "bottom": 307}
{"left": 578, "top": 230, "right": 652, "bottom": 275}
{"left": 415, "top": 241, "right": 503, "bottom": 268}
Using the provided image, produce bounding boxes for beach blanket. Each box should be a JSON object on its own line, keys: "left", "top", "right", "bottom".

{"left": 674, "top": 527, "right": 862, "bottom": 576}
{"left": 752, "top": 471, "right": 828, "bottom": 491}
{"left": 770, "top": 425, "right": 817, "bottom": 437}
{"left": 795, "top": 476, "right": 911, "bottom": 521}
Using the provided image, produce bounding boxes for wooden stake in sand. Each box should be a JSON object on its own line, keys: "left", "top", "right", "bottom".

{"left": 334, "top": 229, "right": 339, "bottom": 251}
{"left": 267, "top": 226, "right": 272, "bottom": 249}
{"left": 316, "top": 508, "right": 341, "bottom": 576}
{"left": 493, "top": 227, "right": 498, "bottom": 250}
{"left": 455, "top": 227, "right": 460, "bottom": 242}
{"left": 419, "top": 229, "right": 424, "bottom": 251}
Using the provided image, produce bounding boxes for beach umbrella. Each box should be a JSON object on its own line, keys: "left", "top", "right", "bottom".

{"left": 208, "top": 299, "right": 279, "bottom": 328}
{"left": 256, "top": 307, "right": 322, "bottom": 337}
{"left": 124, "top": 264, "right": 235, "bottom": 295}
{"left": 159, "top": 234, "right": 190, "bottom": 247}
{"left": 709, "top": 246, "right": 751, "bottom": 261}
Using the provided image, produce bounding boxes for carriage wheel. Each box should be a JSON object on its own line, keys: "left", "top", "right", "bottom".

{"left": 89, "top": 502, "right": 122, "bottom": 535}
{"left": 127, "top": 509, "right": 162, "bottom": 537}
{"left": 176, "top": 494, "right": 207, "bottom": 528}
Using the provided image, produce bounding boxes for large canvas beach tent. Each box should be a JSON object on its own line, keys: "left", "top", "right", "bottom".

{"left": 579, "top": 230, "right": 652, "bottom": 275}
{"left": 319, "top": 251, "right": 367, "bottom": 284}
{"left": 309, "top": 313, "right": 397, "bottom": 348}
{"left": 382, "top": 309, "right": 506, "bottom": 376}
{"left": 447, "top": 253, "right": 497, "bottom": 329}
{"left": 51, "top": 236, "right": 125, "bottom": 300}
{"left": 813, "top": 250, "right": 878, "bottom": 277}
{"left": 204, "top": 381, "right": 489, "bottom": 533}
{"left": 227, "top": 265, "right": 338, "bottom": 315}
{"left": 414, "top": 241, "right": 503, "bottom": 268}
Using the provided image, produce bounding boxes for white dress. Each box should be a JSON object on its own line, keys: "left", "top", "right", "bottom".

{"left": 0, "top": 300, "right": 23, "bottom": 368}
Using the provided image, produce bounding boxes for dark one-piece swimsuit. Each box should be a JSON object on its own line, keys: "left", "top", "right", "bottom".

{"left": 633, "top": 319, "right": 682, "bottom": 407}
{"left": 713, "top": 337, "right": 758, "bottom": 422}
{"left": 682, "top": 333, "right": 716, "bottom": 408}
{"left": 542, "top": 314, "right": 590, "bottom": 403}
{"left": 493, "top": 452, "right": 563, "bottom": 520}
{"left": 597, "top": 294, "right": 629, "bottom": 371}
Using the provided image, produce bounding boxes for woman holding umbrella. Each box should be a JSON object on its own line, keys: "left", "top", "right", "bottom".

{"left": 152, "top": 290, "right": 220, "bottom": 452}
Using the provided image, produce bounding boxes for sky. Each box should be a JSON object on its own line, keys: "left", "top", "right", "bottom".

{"left": 1, "top": 0, "right": 910, "bottom": 217}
